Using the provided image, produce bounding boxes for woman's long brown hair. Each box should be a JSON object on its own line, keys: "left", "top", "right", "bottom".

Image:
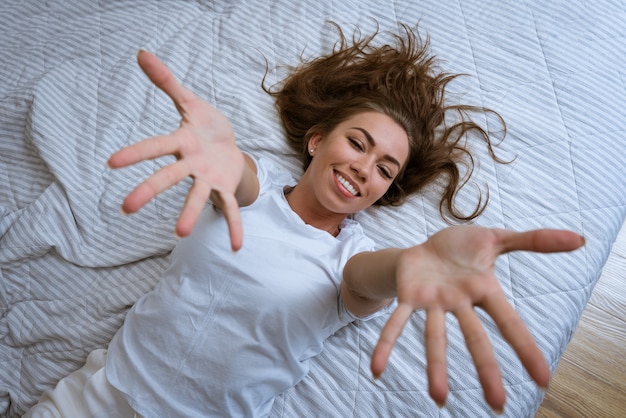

{"left": 264, "top": 23, "right": 508, "bottom": 222}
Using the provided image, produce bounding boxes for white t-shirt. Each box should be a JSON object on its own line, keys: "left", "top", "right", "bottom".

{"left": 105, "top": 158, "right": 378, "bottom": 417}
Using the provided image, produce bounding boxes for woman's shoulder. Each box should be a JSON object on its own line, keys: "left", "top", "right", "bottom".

{"left": 252, "top": 155, "right": 297, "bottom": 191}
{"left": 338, "top": 217, "right": 377, "bottom": 251}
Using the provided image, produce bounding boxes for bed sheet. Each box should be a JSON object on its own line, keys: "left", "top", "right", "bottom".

{"left": 1, "top": 1, "right": 625, "bottom": 417}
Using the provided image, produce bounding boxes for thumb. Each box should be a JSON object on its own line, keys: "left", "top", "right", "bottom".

{"left": 495, "top": 229, "right": 585, "bottom": 255}
{"left": 216, "top": 192, "right": 244, "bottom": 252}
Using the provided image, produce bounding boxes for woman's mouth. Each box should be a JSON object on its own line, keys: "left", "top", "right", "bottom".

{"left": 335, "top": 171, "right": 360, "bottom": 197}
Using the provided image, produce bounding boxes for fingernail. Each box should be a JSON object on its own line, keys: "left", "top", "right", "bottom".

{"left": 436, "top": 401, "right": 446, "bottom": 409}
{"left": 120, "top": 207, "right": 128, "bottom": 216}
{"left": 492, "top": 407, "right": 504, "bottom": 416}
{"left": 580, "top": 235, "right": 586, "bottom": 246}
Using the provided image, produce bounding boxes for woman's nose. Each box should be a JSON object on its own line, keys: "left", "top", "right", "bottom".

{"left": 351, "top": 156, "right": 372, "bottom": 180}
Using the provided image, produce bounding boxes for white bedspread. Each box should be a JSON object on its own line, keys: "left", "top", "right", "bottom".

{"left": 1, "top": 1, "right": 625, "bottom": 417}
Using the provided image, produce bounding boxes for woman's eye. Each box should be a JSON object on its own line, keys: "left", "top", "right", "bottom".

{"left": 378, "top": 166, "right": 393, "bottom": 179}
{"left": 348, "top": 138, "right": 364, "bottom": 151}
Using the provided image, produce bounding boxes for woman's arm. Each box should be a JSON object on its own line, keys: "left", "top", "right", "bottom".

{"left": 108, "top": 51, "right": 258, "bottom": 251}
{"left": 231, "top": 153, "right": 259, "bottom": 207}
{"left": 342, "top": 226, "right": 585, "bottom": 412}
{"left": 341, "top": 248, "right": 402, "bottom": 317}
{"left": 208, "top": 152, "right": 259, "bottom": 211}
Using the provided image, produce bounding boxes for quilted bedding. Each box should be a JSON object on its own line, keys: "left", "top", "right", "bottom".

{"left": 1, "top": 1, "right": 625, "bottom": 417}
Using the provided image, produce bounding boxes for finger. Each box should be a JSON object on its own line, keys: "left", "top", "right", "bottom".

{"left": 456, "top": 305, "right": 505, "bottom": 413}
{"left": 175, "top": 179, "right": 212, "bottom": 238}
{"left": 108, "top": 134, "right": 181, "bottom": 168}
{"left": 494, "top": 229, "right": 585, "bottom": 255}
{"left": 425, "top": 308, "right": 448, "bottom": 407}
{"left": 214, "top": 191, "right": 244, "bottom": 252}
{"left": 481, "top": 293, "right": 550, "bottom": 389}
{"left": 371, "top": 303, "right": 414, "bottom": 379}
{"left": 136, "top": 50, "right": 196, "bottom": 108}
{"left": 122, "top": 160, "right": 190, "bottom": 213}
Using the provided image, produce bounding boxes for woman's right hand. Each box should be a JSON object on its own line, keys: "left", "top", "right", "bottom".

{"left": 371, "top": 226, "right": 584, "bottom": 412}
{"left": 108, "top": 50, "right": 248, "bottom": 251}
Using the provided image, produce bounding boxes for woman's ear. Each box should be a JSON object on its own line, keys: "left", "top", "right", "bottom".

{"left": 308, "top": 132, "right": 323, "bottom": 155}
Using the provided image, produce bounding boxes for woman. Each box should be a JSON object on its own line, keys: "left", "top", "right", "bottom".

{"left": 25, "top": 27, "right": 584, "bottom": 417}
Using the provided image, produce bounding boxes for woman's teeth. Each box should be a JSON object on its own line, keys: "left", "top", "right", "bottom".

{"left": 336, "top": 173, "right": 358, "bottom": 196}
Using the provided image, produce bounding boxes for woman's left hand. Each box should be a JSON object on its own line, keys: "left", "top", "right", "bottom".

{"left": 108, "top": 51, "right": 248, "bottom": 249}
{"left": 371, "top": 226, "right": 585, "bottom": 413}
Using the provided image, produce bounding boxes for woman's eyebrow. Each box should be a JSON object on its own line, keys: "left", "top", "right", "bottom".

{"left": 351, "top": 127, "right": 401, "bottom": 168}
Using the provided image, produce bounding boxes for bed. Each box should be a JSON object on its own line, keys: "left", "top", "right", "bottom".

{"left": 1, "top": 1, "right": 625, "bottom": 417}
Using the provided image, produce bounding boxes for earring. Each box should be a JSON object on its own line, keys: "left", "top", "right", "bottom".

{"left": 309, "top": 148, "right": 315, "bottom": 154}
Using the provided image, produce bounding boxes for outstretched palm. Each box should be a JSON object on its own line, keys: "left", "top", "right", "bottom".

{"left": 371, "top": 226, "right": 584, "bottom": 412}
{"left": 108, "top": 51, "right": 245, "bottom": 249}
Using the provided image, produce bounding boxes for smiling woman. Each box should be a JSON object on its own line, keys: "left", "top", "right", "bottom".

{"left": 23, "top": 23, "right": 585, "bottom": 418}
{"left": 265, "top": 23, "right": 507, "bottom": 219}
{"left": 285, "top": 111, "right": 409, "bottom": 234}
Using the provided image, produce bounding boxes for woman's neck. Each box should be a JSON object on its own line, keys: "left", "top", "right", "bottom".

{"left": 284, "top": 184, "right": 345, "bottom": 237}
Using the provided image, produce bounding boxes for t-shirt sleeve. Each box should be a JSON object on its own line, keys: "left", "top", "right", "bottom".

{"left": 340, "top": 294, "right": 396, "bottom": 322}
{"left": 250, "top": 155, "right": 296, "bottom": 193}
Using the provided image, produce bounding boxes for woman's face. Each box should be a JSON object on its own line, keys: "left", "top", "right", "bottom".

{"left": 305, "top": 111, "right": 410, "bottom": 214}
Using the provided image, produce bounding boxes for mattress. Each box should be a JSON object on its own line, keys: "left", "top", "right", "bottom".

{"left": 1, "top": 1, "right": 625, "bottom": 417}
